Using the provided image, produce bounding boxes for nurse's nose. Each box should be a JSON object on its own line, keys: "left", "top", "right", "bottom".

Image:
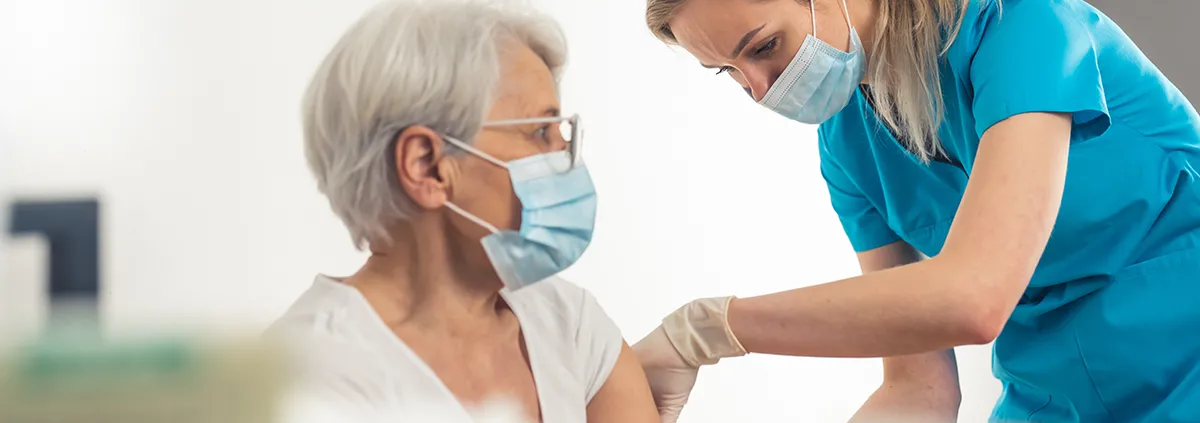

{"left": 734, "top": 66, "right": 774, "bottom": 102}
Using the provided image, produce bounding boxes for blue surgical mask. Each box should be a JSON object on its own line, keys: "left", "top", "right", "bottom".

{"left": 758, "top": 0, "right": 865, "bottom": 124}
{"left": 442, "top": 116, "right": 595, "bottom": 291}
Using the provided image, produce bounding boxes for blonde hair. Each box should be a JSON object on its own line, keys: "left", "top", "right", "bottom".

{"left": 646, "top": 0, "right": 972, "bottom": 162}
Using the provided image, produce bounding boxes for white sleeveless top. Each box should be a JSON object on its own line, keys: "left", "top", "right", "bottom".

{"left": 267, "top": 275, "right": 623, "bottom": 423}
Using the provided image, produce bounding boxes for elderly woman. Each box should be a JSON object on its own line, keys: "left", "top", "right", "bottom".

{"left": 268, "top": 1, "right": 658, "bottom": 422}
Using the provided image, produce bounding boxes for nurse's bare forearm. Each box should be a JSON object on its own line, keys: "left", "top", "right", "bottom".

{"left": 721, "top": 116, "right": 1070, "bottom": 358}
{"left": 725, "top": 257, "right": 991, "bottom": 358}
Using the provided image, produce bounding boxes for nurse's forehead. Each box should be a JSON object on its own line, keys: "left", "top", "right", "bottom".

{"left": 670, "top": 3, "right": 768, "bottom": 66}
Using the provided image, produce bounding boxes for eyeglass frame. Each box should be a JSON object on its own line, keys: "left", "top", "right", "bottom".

{"left": 390, "top": 114, "right": 583, "bottom": 176}
{"left": 476, "top": 113, "right": 582, "bottom": 168}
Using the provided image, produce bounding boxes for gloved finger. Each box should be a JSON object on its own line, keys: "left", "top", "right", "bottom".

{"left": 658, "top": 408, "right": 682, "bottom": 423}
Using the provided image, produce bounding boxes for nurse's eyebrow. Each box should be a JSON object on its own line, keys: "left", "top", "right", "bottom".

{"left": 729, "top": 24, "right": 767, "bottom": 59}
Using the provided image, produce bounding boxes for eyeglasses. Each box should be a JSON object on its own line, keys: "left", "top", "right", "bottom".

{"left": 480, "top": 114, "right": 582, "bottom": 168}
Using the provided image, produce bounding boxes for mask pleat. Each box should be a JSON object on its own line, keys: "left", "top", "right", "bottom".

{"left": 472, "top": 152, "right": 597, "bottom": 291}
{"left": 757, "top": 13, "right": 866, "bottom": 124}
{"left": 512, "top": 166, "right": 595, "bottom": 209}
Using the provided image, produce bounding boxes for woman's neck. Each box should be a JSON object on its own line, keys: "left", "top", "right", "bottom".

{"left": 346, "top": 220, "right": 509, "bottom": 336}
{"left": 845, "top": 0, "right": 878, "bottom": 85}
{"left": 848, "top": 0, "right": 878, "bottom": 56}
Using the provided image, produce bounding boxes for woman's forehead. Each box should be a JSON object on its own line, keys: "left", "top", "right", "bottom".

{"left": 491, "top": 44, "right": 560, "bottom": 120}
{"left": 671, "top": 0, "right": 775, "bottom": 62}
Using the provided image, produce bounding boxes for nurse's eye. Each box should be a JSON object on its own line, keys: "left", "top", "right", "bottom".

{"left": 752, "top": 38, "right": 778, "bottom": 58}
{"left": 715, "top": 66, "right": 734, "bottom": 75}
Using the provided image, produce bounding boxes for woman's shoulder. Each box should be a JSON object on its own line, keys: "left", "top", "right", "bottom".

{"left": 263, "top": 275, "right": 378, "bottom": 347}
{"left": 507, "top": 276, "right": 590, "bottom": 308}
{"left": 507, "top": 277, "right": 623, "bottom": 359}
{"left": 944, "top": 0, "right": 1097, "bottom": 77}
{"left": 963, "top": 0, "right": 1133, "bottom": 58}
{"left": 507, "top": 278, "right": 625, "bottom": 402}
{"left": 504, "top": 277, "right": 611, "bottom": 335}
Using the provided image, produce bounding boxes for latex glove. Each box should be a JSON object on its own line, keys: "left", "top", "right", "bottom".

{"left": 633, "top": 297, "right": 748, "bottom": 422}
{"left": 632, "top": 325, "right": 697, "bottom": 423}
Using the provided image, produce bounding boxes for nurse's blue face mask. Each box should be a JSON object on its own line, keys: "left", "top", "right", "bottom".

{"left": 441, "top": 115, "right": 596, "bottom": 291}
{"left": 758, "top": 0, "right": 865, "bottom": 124}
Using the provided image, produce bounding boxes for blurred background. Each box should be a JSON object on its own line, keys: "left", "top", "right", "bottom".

{"left": 0, "top": 0, "right": 1193, "bottom": 421}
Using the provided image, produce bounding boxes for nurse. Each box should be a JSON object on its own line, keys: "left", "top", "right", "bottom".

{"left": 631, "top": 0, "right": 1200, "bottom": 422}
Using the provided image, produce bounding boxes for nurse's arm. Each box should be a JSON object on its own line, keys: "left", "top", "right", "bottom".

{"left": 725, "top": 112, "right": 1072, "bottom": 358}
{"left": 849, "top": 242, "right": 961, "bottom": 423}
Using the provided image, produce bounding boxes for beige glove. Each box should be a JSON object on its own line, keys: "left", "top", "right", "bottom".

{"left": 661, "top": 296, "right": 747, "bottom": 367}
{"left": 632, "top": 326, "right": 696, "bottom": 423}
{"left": 633, "top": 297, "right": 748, "bottom": 422}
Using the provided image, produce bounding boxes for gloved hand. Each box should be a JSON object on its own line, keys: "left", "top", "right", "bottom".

{"left": 633, "top": 297, "right": 748, "bottom": 423}
{"left": 632, "top": 325, "right": 697, "bottom": 423}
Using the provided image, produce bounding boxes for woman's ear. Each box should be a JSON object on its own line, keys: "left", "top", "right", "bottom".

{"left": 394, "top": 126, "right": 452, "bottom": 210}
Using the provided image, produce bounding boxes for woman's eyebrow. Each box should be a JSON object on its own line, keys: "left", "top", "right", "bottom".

{"left": 729, "top": 23, "right": 767, "bottom": 59}
{"left": 700, "top": 23, "right": 768, "bottom": 69}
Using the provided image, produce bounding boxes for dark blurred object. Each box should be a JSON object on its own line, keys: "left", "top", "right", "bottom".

{"left": 8, "top": 199, "right": 100, "bottom": 330}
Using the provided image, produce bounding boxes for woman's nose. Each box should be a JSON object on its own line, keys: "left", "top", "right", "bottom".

{"left": 734, "top": 67, "right": 774, "bottom": 102}
{"left": 549, "top": 127, "right": 570, "bottom": 152}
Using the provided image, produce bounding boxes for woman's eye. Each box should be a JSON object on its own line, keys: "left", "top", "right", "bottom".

{"left": 715, "top": 66, "right": 734, "bottom": 76}
{"left": 753, "top": 38, "right": 778, "bottom": 56}
{"left": 534, "top": 125, "right": 552, "bottom": 143}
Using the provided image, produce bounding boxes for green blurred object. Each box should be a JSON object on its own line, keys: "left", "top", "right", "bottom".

{"left": 0, "top": 335, "right": 289, "bottom": 423}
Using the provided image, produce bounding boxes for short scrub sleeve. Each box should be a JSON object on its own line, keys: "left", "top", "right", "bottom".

{"left": 969, "top": 1, "right": 1111, "bottom": 141}
{"left": 818, "top": 131, "right": 901, "bottom": 252}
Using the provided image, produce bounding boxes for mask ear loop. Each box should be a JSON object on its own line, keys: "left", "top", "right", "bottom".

{"left": 442, "top": 135, "right": 508, "bottom": 168}
{"left": 810, "top": 0, "right": 818, "bottom": 38}
{"left": 444, "top": 202, "right": 501, "bottom": 234}
{"left": 838, "top": 0, "right": 853, "bottom": 32}
{"left": 440, "top": 134, "right": 506, "bottom": 235}
{"left": 812, "top": 0, "right": 854, "bottom": 41}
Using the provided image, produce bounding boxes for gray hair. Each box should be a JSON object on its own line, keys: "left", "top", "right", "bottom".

{"left": 302, "top": 0, "right": 567, "bottom": 250}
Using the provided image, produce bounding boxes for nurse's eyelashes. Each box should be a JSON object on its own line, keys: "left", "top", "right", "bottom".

{"left": 752, "top": 37, "right": 779, "bottom": 58}
{"left": 713, "top": 37, "right": 779, "bottom": 76}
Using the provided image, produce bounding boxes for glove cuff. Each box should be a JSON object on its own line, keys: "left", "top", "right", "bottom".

{"left": 661, "top": 296, "right": 747, "bottom": 367}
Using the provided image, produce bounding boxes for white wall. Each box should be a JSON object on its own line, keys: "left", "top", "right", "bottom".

{"left": 0, "top": 0, "right": 998, "bottom": 421}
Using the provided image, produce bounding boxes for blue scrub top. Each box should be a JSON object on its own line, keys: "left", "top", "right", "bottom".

{"left": 819, "top": 0, "right": 1200, "bottom": 322}
{"left": 821, "top": 2, "right": 1200, "bottom": 419}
